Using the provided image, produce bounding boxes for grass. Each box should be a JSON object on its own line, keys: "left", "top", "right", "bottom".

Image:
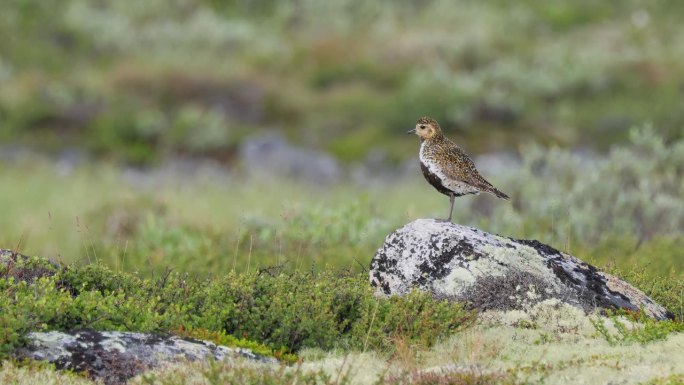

{"left": 1, "top": 127, "right": 683, "bottom": 279}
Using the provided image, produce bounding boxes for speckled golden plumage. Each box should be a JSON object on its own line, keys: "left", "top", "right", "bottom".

{"left": 408, "top": 116, "right": 509, "bottom": 221}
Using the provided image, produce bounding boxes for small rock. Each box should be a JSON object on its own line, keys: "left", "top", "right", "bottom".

{"left": 369, "top": 219, "right": 671, "bottom": 320}
{"left": 239, "top": 132, "right": 342, "bottom": 184}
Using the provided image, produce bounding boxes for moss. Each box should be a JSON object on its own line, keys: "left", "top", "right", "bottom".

{"left": 171, "top": 327, "right": 298, "bottom": 364}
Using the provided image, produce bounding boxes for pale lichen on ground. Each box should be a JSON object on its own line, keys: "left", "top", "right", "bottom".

{"left": 0, "top": 361, "right": 94, "bottom": 385}
{"left": 424, "top": 303, "right": 684, "bottom": 385}
{"left": 292, "top": 304, "right": 684, "bottom": 385}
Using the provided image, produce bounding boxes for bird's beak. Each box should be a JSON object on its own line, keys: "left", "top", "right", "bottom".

{"left": 406, "top": 128, "right": 416, "bottom": 134}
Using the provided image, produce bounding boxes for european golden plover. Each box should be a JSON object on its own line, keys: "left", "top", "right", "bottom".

{"left": 407, "top": 116, "right": 509, "bottom": 222}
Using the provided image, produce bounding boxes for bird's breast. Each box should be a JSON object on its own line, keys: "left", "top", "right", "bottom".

{"left": 418, "top": 142, "right": 430, "bottom": 164}
{"left": 419, "top": 142, "right": 443, "bottom": 173}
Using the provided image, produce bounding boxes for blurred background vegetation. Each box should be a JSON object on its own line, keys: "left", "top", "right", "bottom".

{"left": 2, "top": 0, "right": 684, "bottom": 163}
{"left": 1, "top": 0, "right": 683, "bottom": 279}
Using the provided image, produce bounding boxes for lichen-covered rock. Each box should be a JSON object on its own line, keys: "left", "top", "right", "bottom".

{"left": 370, "top": 219, "right": 671, "bottom": 320}
{"left": 14, "top": 330, "right": 277, "bottom": 385}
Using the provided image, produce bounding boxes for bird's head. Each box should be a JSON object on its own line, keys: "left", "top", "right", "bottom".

{"left": 407, "top": 116, "right": 442, "bottom": 140}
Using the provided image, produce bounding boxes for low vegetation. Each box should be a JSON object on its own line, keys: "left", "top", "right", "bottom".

{"left": 1, "top": 252, "right": 684, "bottom": 384}
{"left": 2, "top": 1, "right": 684, "bottom": 383}
{"left": 0, "top": 254, "right": 475, "bottom": 360}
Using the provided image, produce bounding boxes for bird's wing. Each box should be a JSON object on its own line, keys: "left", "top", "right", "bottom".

{"left": 441, "top": 144, "right": 496, "bottom": 191}
{"left": 439, "top": 141, "right": 510, "bottom": 199}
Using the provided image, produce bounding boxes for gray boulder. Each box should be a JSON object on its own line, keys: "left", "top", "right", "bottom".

{"left": 370, "top": 219, "right": 671, "bottom": 320}
{"left": 15, "top": 330, "right": 276, "bottom": 385}
{"left": 239, "top": 133, "right": 342, "bottom": 184}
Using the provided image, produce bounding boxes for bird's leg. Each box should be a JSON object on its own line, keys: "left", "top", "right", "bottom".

{"left": 447, "top": 194, "right": 455, "bottom": 222}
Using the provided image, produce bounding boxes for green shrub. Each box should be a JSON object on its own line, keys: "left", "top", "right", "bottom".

{"left": 0, "top": 257, "right": 475, "bottom": 359}
{"left": 197, "top": 269, "right": 475, "bottom": 353}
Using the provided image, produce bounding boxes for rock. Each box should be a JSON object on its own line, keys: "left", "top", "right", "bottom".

{"left": 239, "top": 132, "right": 342, "bottom": 184}
{"left": 14, "top": 330, "right": 277, "bottom": 385}
{"left": 0, "top": 145, "right": 46, "bottom": 163}
{"left": 369, "top": 219, "right": 671, "bottom": 320}
{"left": 55, "top": 148, "right": 90, "bottom": 176}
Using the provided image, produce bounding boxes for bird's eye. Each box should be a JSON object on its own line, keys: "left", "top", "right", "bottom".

{"left": 420, "top": 125, "right": 426, "bottom": 129}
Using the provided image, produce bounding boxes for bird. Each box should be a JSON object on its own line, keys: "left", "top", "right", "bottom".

{"left": 407, "top": 116, "right": 509, "bottom": 222}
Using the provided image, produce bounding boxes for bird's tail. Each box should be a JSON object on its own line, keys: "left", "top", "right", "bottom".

{"left": 474, "top": 177, "right": 510, "bottom": 200}
{"left": 490, "top": 187, "right": 510, "bottom": 200}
